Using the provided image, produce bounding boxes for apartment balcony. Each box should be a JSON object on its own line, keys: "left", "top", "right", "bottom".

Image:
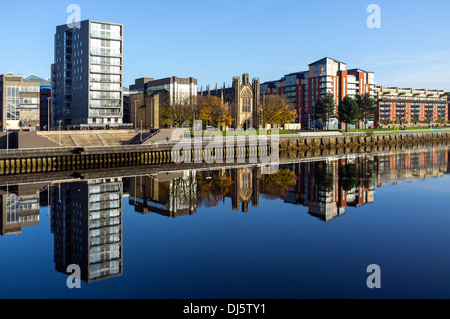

{"left": 89, "top": 108, "right": 122, "bottom": 117}
{"left": 89, "top": 235, "right": 121, "bottom": 246}
{"left": 90, "top": 75, "right": 121, "bottom": 83}
{"left": 90, "top": 218, "right": 121, "bottom": 230}
{"left": 89, "top": 100, "right": 121, "bottom": 109}
{"left": 90, "top": 31, "right": 122, "bottom": 41}
{"left": 90, "top": 85, "right": 122, "bottom": 92}
{"left": 90, "top": 66, "right": 121, "bottom": 75}
{"left": 90, "top": 48, "right": 122, "bottom": 57}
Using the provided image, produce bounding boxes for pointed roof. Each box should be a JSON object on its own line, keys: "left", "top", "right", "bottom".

{"left": 308, "top": 57, "right": 346, "bottom": 66}
{"left": 23, "top": 74, "right": 50, "bottom": 86}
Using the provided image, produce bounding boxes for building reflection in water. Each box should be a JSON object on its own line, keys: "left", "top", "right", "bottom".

{"left": 129, "top": 171, "right": 197, "bottom": 218}
{"left": 51, "top": 178, "right": 123, "bottom": 283}
{"left": 0, "top": 184, "right": 44, "bottom": 236}
{"left": 0, "top": 147, "right": 449, "bottom": 285}
{"left": 285, "top": 157, "right": 376, "bottom": 221}
{"left": 128, "top": 148, "right": 450, "bottom": 222}
{"left": 129, "top": 166, "right": 293, "bottom": 215}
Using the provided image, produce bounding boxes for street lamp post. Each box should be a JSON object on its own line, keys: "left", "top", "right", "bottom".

{"left": 140, "top": 120, "right": 143, "bottom": 142}
{"left": 58, "top": 120, "right": 62, "bottom": 146}
{"left": 47, "top": 97, "right": 51, "bottom": 131}
{"left": 134, "top": 100, "right": 138, "bottom": 130}
{"left": 6, "top": 123, "right": 9, "bottom": 152}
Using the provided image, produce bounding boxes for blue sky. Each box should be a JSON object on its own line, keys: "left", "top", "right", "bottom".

{"left": 0, "top": 0, "right": 449, "bottom": 91}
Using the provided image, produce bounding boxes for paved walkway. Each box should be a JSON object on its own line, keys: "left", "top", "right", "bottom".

{"left": 293, "top": 131, "right": 344, "bottom": 137}
{"left": 143, "top": 129, "right": 177, "bottom": 144}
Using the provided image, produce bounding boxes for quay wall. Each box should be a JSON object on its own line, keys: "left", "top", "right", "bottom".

{"left": 0, "top": 131, "right": 450, "bottom": 176}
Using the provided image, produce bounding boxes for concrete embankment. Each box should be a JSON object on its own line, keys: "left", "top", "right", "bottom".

{"left": 279, "top": 131, "right": 450, "bottom": 150}
{"left": 0, "top": 131, "right": 449, "bottom": 176}
{"left": 0, "top": 141, "right": 273, "bottom": 176}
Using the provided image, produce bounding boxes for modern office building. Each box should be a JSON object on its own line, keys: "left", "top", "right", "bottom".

{"left": 0, "top": 73, "right": 41, "bottom": 131}
{"left": 374, "top": 86, "right": 448, "bottom": 125}
{"left": 52, "top": 20, "right": 124, "bottom": 129}
{"left": 129, "top": 76, "right": 197, "bottom": 129}
{"left": 261, "top": 57, "right": 377, "bottom": 129}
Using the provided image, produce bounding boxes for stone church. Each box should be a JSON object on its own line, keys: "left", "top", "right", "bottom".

{"left": 199, "top": 73, "right": 260, "bottom": 130}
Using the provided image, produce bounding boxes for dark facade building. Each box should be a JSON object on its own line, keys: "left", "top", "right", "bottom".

{"left": 123, "top": 88, "right": 131, "bottom": 125}
{"left": 40, "top": 85, "right": 51, "bottom": 131}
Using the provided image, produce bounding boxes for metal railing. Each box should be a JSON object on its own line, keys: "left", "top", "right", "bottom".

{"left": 0, "top": 147, "right": 80, "bottom": 158}
{"left": 140, "top": 130, "right": 161, "bottom": 144}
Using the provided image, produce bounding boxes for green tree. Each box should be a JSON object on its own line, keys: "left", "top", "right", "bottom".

{"left": 315, "top": 93, "right": 336, "bottom": 130}
{"left": 338, "top": 162, "right": 360, "bottom": 192}
{"left": 356, "top": 93, "right": 377, "bottom": 129}
{"left": 338, "top": 96, "right": 359, "bottom": 132}
{"left": 313, "top": 161, "right": 334, "bottom": 192}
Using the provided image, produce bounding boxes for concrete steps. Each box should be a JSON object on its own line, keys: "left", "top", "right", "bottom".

{"left": 71, "top": 135, "right": 104, "bottom": 147}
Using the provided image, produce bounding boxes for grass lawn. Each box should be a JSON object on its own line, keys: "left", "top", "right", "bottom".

{"left": 340, "top": 127, "right": 450, "bottom": 133}
{"left": 191, "top": 130, "right": 298, "bottom": 136}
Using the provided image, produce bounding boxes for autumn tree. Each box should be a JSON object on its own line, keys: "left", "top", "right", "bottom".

{"left": 160, "top": 95, "right": 192, "bottom": 128}
{"left": 259, "top": 95, "right": 298, "bottom": 130}
{"left": 198, "top": 95, "right": 233, "bottom": 131}
{"left": 259, "top": 169, "right": 297, "bottom": 200}
{"left": 197, "top": 171, "right": 234, "bottom": 208}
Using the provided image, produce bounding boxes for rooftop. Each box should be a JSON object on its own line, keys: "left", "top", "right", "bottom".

{"left": 309, "top": 57, "right": 346, "bottom": 66}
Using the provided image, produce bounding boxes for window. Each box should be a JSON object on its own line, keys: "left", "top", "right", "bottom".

{"left": 242, "top": 94, "right": 252, "bottom": 113}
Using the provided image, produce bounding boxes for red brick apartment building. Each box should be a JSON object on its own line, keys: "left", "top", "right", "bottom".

{"left": 262, "top": 57, "right": 449, "bottom": 129}
{"left": 261, "top": 57, "right": 376, "bottom": 130}
{"left": 375, "top": 87, "right": 448, "bottom": 125}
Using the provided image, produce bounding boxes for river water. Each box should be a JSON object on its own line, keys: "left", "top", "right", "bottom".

{"left": 1, "top": 145, "right": 450, "bottom": 299}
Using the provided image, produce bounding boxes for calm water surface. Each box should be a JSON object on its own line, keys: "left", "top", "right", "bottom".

{"left": 1, "top": 146, "right": 450, "bottom": 299}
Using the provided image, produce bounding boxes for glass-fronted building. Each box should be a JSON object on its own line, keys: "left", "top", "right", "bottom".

{"left": 0, "top": 74, "right": 41, "bottom": 131}
{"left": 52, "top": 20, "right": 124, "bottom": 129}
